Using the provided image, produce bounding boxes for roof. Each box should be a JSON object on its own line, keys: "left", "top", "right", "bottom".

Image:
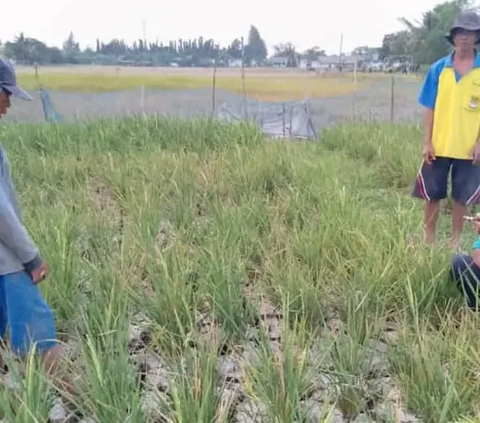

{"left": 318, "top": 55, "right": 341, "bottom": 65}
{"left": 316, "top": 54, "right": 369, "bottom": 66}
{"left": 269, "top": 56, "right": 289, "bottom": 64}
{"left": 343, "top": 55, "right": 366, "bottom": 64}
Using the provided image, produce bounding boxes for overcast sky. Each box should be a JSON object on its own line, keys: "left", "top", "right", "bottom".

{"left": 0, "top": 0, "right": 465, "bottom": 55}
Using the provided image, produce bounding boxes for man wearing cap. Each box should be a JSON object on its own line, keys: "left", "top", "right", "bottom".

{"left": 413, "top": 11, "right": 480, "bottom": 249}
{"left": 0, "top": 57, "right": 64, "bottom": 378}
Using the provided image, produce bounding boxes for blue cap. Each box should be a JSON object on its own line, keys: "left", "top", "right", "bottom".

{"left": 0, "top": 56, "right": 32, "bottom": 101}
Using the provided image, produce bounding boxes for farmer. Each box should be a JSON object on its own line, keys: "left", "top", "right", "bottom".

{"left": 0, "top": 57, "right": 64, "bottom": 378}
{"left": 413, "top": 11, "right": 480, "bottom": 249}
{"left": 451, "top": 215, "right": 480, "bottom": 308}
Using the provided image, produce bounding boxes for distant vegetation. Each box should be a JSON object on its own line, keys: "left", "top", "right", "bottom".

{"left": 0, "top": 0, "right": 476, "bottom": 70}
{"left": 16, "top": 71, "right": 374, "bottom": 101}
{"left": 1, "top": 26, "right": 269, "bottom": 68}
{"left": 380, "top": 0, "right": 478, "bottom": 69}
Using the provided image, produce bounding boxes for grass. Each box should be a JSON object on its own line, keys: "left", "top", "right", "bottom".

{"left": 0, "top": 115, "right": 479, "bottom": 422}
{"left": 16, "top": 71, "right": 376, "bottom": 101}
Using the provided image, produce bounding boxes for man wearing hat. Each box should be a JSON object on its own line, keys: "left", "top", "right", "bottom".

{"left": 413, "top": 11, "right": 480, "bottom": 249}
{"left": 0, "top": 57, "right": 66, "bottom": 384}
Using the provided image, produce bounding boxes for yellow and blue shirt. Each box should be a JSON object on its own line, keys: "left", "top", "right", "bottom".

{"left": 419, "top": 53, "right": 480, "bottom": 160}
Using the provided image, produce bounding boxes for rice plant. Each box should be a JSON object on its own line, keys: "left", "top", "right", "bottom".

{"left": 0, "top": 117, "right": 475, "bottom": 422}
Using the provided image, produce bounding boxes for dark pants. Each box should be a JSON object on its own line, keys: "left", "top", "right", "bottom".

{"left": 413, "top": 158, "right": 480, "bottom": 205}
{"left": 451, "top": 254, "right": 480, "bottom": 308}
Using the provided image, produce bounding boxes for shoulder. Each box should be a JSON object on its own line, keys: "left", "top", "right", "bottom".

{"left": 473, "top": 53, "right": 480, "bottom": 69}
{"left": 418, "top": 56, "right": 450, "bottom": 108}
{"left": 427, "top": 55, "right": 450, "bottom": 78}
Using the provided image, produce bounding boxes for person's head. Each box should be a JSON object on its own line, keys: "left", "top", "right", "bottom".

{"left": 0, "top": 56, "right": 32, "bottom": 119}
{"left": 447, "top": 11, "right": 480, "bottom": 53}
{"left": 452, "top": 27, "right": 478, "bottom": 52}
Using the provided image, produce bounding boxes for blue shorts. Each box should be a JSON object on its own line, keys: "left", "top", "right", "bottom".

{"left": 0, "top": 271, "right": 57, "bottom": 356}
{"left": 451, "top": 254, "right": 480, "bottom": 309}
{"left": 412, "top": 157, "right": 480, "bottom": 205}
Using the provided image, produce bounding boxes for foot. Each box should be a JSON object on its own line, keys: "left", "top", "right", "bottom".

{"left": 451, "top": 236, "right": 461, "bottom": 251}
{"left": 425, "top": 231, "right": 436, "bottom": 244}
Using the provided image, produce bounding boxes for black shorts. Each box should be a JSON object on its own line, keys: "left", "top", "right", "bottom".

{"left": 412, "top": 157, "right": 480, "bottom": 205}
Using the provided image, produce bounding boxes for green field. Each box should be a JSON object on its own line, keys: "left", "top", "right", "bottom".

{"left": 0, "top": 117, "right": 478, "bottom": 422}
{"left": 16, "top": 68, "right": 378, "bottom": 101}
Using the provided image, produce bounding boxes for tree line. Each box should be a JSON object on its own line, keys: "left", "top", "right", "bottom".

{"left": 1, "top": 1, "right": 477, "bottom": 69}
{"left": 0, "top": 26, "right": 269, "bottom": 67}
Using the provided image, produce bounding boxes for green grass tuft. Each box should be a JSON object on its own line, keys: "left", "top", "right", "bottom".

{"left": 0, "top": 117, "right": 478, "bottom": 421}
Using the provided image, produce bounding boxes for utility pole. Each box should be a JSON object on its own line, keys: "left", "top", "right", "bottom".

{"left": 240, "top": 36, "right": 248, "bottom": 119}
{"left": 338, "top": 33, "right": 344, "bottom": 72}
{"left": 142, "top": 19, "right": 147, "bottom": 47}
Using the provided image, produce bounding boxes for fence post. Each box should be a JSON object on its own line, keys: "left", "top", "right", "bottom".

{"left": 352, "top": 55, "right": 357, "bottom": 119}
{"left": 390, "top": 75, "right": 395, "bottom": 122}
{"left": 241, "top": 36, "right": 248, "bottom": 120}
{"left": 259, "top": 99, "right": 263, "bottom": 131}
{"left": 289, "top": 104, "right": 293, "bottom": 138}
{"left": 34, "top": 63, "right": 39, "bottom": 86}
{"left": 212, "top": 59, "right": 217, "bottom": 115}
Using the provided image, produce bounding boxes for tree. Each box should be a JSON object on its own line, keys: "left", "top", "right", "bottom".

{"left": 0, "top": 28, "right": 267, "bottom": 67}
{"left": 227, "top": 38, "right": 242, "bottom": 59}
{"left": 351, "top": 46, "right": 379, "bottom": 59}
{"left": 273, "top": 43, "right": 298, "bottom": 67}
{"left": 382, "top": 0, "right": 478, "bottom": 65}
{"left": 398, "top": 0, "right": 470, "bottom": 64}
{"left": 379, "top": 31, "right": 412, "bottom": 59}
{"left": 245, "top": 25, "right": 267, "bottom": 64}
{"left": 302, "top": 46, "right": 326, "bottom": 60}
{"left": 4, "top": 34, "right": 58, "bottom": 64}
{"left": 63, "top": 31, "right": 80, "bottom": 54}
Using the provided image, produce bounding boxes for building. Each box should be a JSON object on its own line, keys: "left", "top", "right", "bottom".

{"left": 342, "top": 54, "right": 368, "bottom": 70}
{"left": 228, "top": 59, "right": 243, "bottom": 67}
{"left": 317, "top": 55, "right": 342, "bottom": 69}
{"left": 268, "top": 56, "right": 289, "bottom": 68}
{"left": 299, "top": 59, "right": 324, "bottom": 70}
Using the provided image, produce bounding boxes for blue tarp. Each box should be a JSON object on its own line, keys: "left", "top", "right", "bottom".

{"left": 39, "top": 89, "right": 63, "bottom": 123}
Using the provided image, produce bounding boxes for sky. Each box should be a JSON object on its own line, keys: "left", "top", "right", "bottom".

{"left": 0, "top": 0, "right": 463, "bottom": 55}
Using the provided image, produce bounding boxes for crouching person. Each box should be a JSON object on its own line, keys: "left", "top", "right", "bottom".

{"left": 451, "top": 216, "right": 480, "bottom": 308}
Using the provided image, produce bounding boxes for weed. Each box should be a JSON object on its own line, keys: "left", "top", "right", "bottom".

{"left": 0, "top": 117, "right": 475, "bottom": 421}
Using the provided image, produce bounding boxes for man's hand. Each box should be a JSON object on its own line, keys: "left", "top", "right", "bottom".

{"left": 473, "top": 143, "right": 480, "bottom": 164}
{"left": 423, "top": 143, "right": 436, "bottom": 164}
{"left": 30, "top": 262, "right": 48, "bottom": 284}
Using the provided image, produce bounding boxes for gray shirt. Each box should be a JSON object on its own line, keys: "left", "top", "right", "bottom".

{"left": 0, "top": 144, "right": 41, "bottom": 276}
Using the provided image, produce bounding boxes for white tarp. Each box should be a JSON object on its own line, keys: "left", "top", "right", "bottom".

{"left": 217, "top": 99, "right": 317, "bottom": 140}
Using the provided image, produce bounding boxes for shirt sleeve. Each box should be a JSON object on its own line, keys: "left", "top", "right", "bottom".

{"left": 2, "top": 153, "right": 22, "bottom": 222}
{"left": 0, "top": 181, "right": 40, "bottom": 267}
{"left": 418, "top": 65, "right": 439, "bottom": 110}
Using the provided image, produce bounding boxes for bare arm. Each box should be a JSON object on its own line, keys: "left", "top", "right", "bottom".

{"left": 473, "top": 249, "right": 480, "bottom": 268}
{"left": 473, "top": 122, "right": 480, "bottom": 163}
{"left": 423, "top": 108, "right": 434, "bottom": 147}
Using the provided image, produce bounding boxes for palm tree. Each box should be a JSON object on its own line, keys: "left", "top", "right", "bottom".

{"left": 398, "top": 0, "right": 475, "bottom": 64}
